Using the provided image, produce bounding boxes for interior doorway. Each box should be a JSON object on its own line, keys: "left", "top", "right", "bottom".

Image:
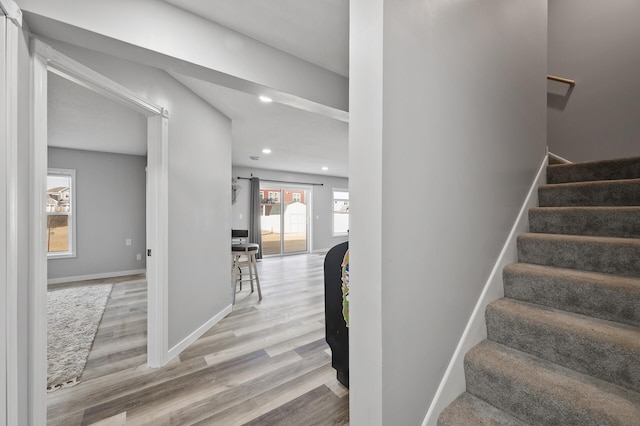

{"left": 29, "top": 38, "right": 169, "bottom": 422}
{"left": 45, "top": 70, "right": 149, "bottom": 393}
{"left": 259, "top": 183, "right": 310, "bottom": 255}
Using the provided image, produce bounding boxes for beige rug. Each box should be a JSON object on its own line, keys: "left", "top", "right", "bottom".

{"left": 47, "top": 283, "right": 113, "bottom": 391}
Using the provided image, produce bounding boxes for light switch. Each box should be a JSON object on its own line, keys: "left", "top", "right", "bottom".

{"left": 126, "top": 239, "right": 132, "bottom": 246}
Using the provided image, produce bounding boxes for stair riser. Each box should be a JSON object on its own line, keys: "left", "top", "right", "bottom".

{"left": 539, "top": 180, "right": 640, "bottom": 207}
{"left": 517, "top": 235, "right": 640, "bottom": 278}
{"left": 529, "top": 208, "right": 640, "bottom": 238}
{"left": 547, "top": 157, "right": 640, "bottom": 184}
{"left": 437, "top": 393, "right": 527, "bottom": 426}
{"left": 503, "top": 265, "right": 640, "bottom": 327}
{"left": 486, "top": 303, "right": 640, "bottom": 393}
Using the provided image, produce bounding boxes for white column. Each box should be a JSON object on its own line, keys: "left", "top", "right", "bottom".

{"left": 348, "top": 0, "right": 384, "bottom": 424}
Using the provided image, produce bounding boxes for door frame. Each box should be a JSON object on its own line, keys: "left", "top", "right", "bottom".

{"left": 30, "top": 38, "right": 170, "bottom": 421}
{"left": 1, "top": 2, "right": 21, "bottom": 424}
{"left": 1, "top": 15, "right": 7, "bottom": 426}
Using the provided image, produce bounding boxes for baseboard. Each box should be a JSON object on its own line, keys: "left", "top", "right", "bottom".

{"left": 312, "top": 248, "right": 331, "bottom": 255}
{"left": 548, "top": 151, "right": 572, "bottom": 164}
{"left": 166, "top": 304, "right": 233, "bottom": 363}
{"left": 422, "top": 154, "right": 548, "bottom": 426}
{"left": 47, "top": 269, "right": 146, "bottom": 285}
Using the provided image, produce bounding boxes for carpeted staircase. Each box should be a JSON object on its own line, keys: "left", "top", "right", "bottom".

{"left": 438, "top": 156, "right": 640, "bottom": 425}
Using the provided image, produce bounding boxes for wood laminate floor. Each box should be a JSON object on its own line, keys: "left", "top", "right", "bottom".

{"left": 47, "top": 254, "right": 349, "bottom": 425}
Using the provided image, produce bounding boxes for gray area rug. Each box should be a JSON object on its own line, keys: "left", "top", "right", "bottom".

{"left": 47, "top": 283, "right": 113, "bottom": 391}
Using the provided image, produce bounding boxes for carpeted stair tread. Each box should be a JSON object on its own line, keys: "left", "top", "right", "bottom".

{"left": 517, "top": 233, "right": 640, "bottom": 277}
{"left": 547, "top": 156, "right": 640, "bottom": 184}
{"left": 503, "top": 263, "right": 640, "bottom": 327}
{"left": 538, "top": 178, "right": 640, "bottom": 207}
{"left": 437, "top": 392, "right": 527, "bottom": 426}
{"left": 465, "top": 340, "right": 640, "bottom": 426}
{"left": 486, "top": 298, "right": 640, "bottom": 392}
{"left": 529, "top": 206, "right": 640, "bottom": 238}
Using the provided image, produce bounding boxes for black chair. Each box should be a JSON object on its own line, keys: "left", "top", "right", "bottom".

{"left": 232, "top": 229, "right": 249, "bottom": 244}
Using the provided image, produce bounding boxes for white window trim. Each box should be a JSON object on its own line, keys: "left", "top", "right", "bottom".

{"left": 332, "top": 187, "right": 349, "bottom": 237}
{"left": 47, "top": 168, "right": 76, "bottom": 259}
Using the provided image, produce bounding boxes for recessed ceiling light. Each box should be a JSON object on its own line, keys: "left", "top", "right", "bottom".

{"left": 259, "top": 95, "right": 273, "bottom": 103}
{"left": 262, "top": 148, "right": 272, "bottom": 154}
{"left": 321, "top": 166, "right": 329, "bottom": 171}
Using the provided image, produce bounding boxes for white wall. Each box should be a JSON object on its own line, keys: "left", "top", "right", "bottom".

{"left": 350, "top": 0, "right": 547, "bottom": 424}
{"left": 47, "top": 148, "right": 147, "bottom": 280}
{"left": 44, "top": 40, "right": 233, "bottom": 349}
{"left": 548, "top": 0, "right": 640, "bottom": 162}
{"left": 232, "top": 166, "right": 348, "bottom": 252}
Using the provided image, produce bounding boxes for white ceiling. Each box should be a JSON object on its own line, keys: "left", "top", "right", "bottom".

{"left": 163, "top": 0, "right": 349, "bottom": 77}
{"left": 172, "top": 72, "right": 349, "bottom": 177}
{"left": 164, "top": 0, "right": 350, "bottom": 177}
{"left": 48, "top": 73, "right": 148, "bottom": 156}
{"left": 37, "top": 1, "right": 350, "bottom": 177}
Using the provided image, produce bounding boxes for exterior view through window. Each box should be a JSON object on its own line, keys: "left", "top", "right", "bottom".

{"left": 333, "top": 189, "right": 349, "bottom": 236}
{"left": 47, "top": 169, "right": 76, "bottom": 258}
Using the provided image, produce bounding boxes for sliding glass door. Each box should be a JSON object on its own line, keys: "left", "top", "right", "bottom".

{"left": 283, "top": 187, "right": 308, "bottom": 254}
{"left": 260, "top": 187, "right": 282, "bottom": 255}
{"left": 260, "top": 184, "right": 309, "bottom": 255}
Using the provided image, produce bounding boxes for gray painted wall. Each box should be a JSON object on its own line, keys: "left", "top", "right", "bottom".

{"left": 47, "top": 148, "right": 147, "bottom": 280}
{"left": 46, "top": 40, "right": 233, "bottom": 349}
{"left": 548, "top": 0, "right": 640, "bottom": 162}
{"left": 350, "top": 0, "right": 547, "bottom": 424}
{"left": 231, "top": 166, "right": 349, "bottom": 252}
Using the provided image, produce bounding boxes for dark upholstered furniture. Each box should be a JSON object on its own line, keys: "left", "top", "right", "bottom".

{"left": 324, "top": 241, "right": 349, "bottom": 388}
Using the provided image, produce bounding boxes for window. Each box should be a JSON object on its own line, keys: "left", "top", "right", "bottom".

{"left": 292, "top": 192, "right": 301, "bottom": 202}
{"left": 47, "top": 169, "right": 76, "bottom": 258}
{"left": 268, "top": 191, "right": 280, "bottom": 203}
{"left": 332, "top": 189, "right": 349, "bottom": 236}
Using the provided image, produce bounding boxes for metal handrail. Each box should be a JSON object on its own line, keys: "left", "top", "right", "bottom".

{"left": 547, "top": 74, "right": 575, "bottom": 86}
